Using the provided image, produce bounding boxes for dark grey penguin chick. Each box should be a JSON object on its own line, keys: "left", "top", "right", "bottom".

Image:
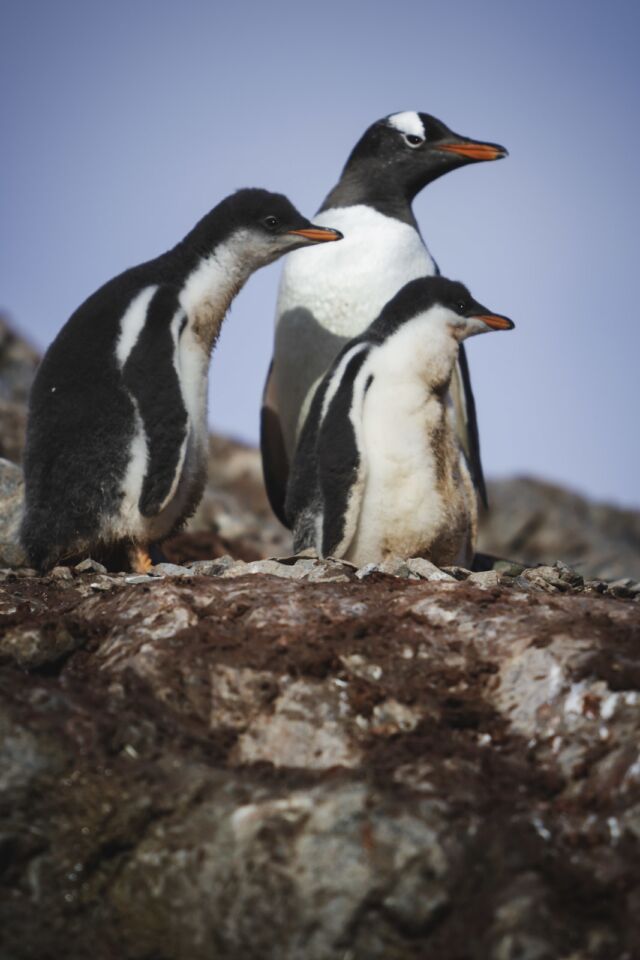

{"left": 285, "top": 276, "right": 513, "bottom": 570}
{"left": 261, "top": 110, "right": 508, "bottom": 525}
{"left": 21, "top": 189, "right": 341, "bottom": 572}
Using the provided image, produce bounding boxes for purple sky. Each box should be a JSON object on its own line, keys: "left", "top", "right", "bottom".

{"left": 2, "top": 0, "right": 639, "bottom": 506}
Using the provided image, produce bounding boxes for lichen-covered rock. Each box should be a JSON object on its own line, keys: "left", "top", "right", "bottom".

{"left": 0, "top": 570, "right": 638, "bottom": 959}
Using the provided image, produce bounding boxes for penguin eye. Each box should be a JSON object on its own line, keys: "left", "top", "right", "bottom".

{"left": 403, "top": 134, "right": 424, "bottom": 148}
{"left": 456, "top": 300, "right": 468, "bottom": 313}
{"left": 262, "top": 216, "right": 280, "bottom": 231}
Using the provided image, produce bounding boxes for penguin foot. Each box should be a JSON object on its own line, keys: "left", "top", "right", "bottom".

{"left": 129, "top": 544, "right": 153, "bottom": 575}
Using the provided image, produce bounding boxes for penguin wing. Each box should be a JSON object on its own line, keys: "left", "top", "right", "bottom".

{"left": 260, "top": 360, "right": 291, "bottom": 528}
{"left": 451, "top": 344, "right": 488, "bottom": 508}
{"left": 121, "top": 286, "right": 189, "bottom": 518}
{"left": 287, "top": 342, "right": 371, "bottom": 558}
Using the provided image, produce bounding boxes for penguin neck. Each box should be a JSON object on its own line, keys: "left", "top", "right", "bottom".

{"left": 178, "top": 231, "right": 255, "bottom": 355}
{"left": 319, "top": 164, "right": 419, "bottom": 229}
{"left": 374, "top": 314, "right": 459, "bottom": 391}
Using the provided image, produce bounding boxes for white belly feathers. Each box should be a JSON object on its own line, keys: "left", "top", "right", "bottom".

{"left": 277, "top": 206, "right": 437, "bottom": 339}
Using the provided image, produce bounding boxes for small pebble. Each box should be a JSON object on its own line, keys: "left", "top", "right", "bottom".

{"left": 75, "top": 558, "right": 107, "bottom": 575}
{"left": 493, "top": 560, "right": 526, "bottom": 578}
{"left": 150, "top": 562, "right": 192, "bottom": 577}
{"left": 467, "top": 570, "right": 501, "bottom": 588}
{"left": 187, "top": 555, "right": 235, "bottom": 576}
{"left": 406, "top": 558, "right": 456, "bottom": 581}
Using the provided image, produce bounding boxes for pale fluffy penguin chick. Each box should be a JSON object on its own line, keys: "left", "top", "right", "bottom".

{"left": 285, "top": 276, "right": 514, "bottom": 569}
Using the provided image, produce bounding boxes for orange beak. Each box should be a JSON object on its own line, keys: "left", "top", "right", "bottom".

{"left": 288, "top": 227, "right": 343, "bottom": 242}
{"left": 438, "top": 142, "right": 508, "bottom": 162}
{"left": 474, "top": 313, "right": 514, "bottom": 331}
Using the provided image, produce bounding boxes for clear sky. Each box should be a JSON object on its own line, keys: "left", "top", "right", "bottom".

{"left": 1, "top": 0, "right": 639, "bottom": 507}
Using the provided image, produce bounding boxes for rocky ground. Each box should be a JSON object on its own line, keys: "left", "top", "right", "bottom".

{"left": 1, "top": 315, "right": 639, "bottom": 959}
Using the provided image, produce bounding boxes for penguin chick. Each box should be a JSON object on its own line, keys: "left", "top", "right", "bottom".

{"left": 262, "top": 110, "right": 508, "bottom": 524}
{"left": 21, "top": 189, "right": 342, "bottom": 572}
{"left": 285, "top": 276, "right": 514, "bottom": 569}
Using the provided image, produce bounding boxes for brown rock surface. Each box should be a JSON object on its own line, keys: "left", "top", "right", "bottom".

{"left": 0, "top": 561, "right": 639, "bottom": 959}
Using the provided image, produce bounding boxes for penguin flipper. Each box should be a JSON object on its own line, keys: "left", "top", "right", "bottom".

{"left": 121, "top": 287, "right": 189, "bottom": 519}
{"left": 451, "top": 344, "right": 488, "bottom": 509}
{"left": 260, "top": 360, "right": 291, "bottom": 528}
{"left": 314, "top": 344, "right": 370, "bottom": 558}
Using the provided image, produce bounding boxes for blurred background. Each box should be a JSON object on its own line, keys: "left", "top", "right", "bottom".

{"left": 1, "top": 0, "right": 638, "bottom": 507}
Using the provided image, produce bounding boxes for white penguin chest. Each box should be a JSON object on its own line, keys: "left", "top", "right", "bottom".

{"left": 277, "top": 205, "right": 436, "bottom": 338}
{"left": 349, "top": 383, "right": 446, "bottom": 562}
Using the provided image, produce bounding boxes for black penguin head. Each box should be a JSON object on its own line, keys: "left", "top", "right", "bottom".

{"left": 373, "top": 276, "right": 514, "bottom": 342}
{"left": 342, "top": 110, "right": 508, "bottom": 200}
{"left": 185, "top": 188, "right": 342, "bottom": 267}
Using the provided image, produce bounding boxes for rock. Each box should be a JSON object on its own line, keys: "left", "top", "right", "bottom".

{"left": 187, "top": 555, "right": 236, "bottom": 576}
{"left": 405, "top": 557, "right": 457, "bottom": 581}
{"left": 583, "top": 579, "right": 609, "bottom": 595}
{"left": 355, "top": 556, "right": 416, "bottom": 579}
{"left": 467, "top": 569, "right": 502, "bottom": 588}
{"left": 0, "top": 573, "right": 638, "bottom": 958}
{"left": 87, "top": 575, "right": 119, "bottom": 593}
{"left": 185, "top": 434, "right": 292, "bottom": 560}
{"left": 150, "top": 562, "right": 193, "bottom": 577}
{"left": 50, "top": 565, "right": 73, "bottom": 580}
{"left": 0, "top": 315, "right": 39, "bottom": 404}
{"left": 478, "top": 475, "right": 640, "bottom": 580}
{"left": 0, "top": 315, "right": 39, "bottom": 463}
{"left": 340, "top": 653, "right": 384, "bottom": 682}
{"left": 232, "top": 677, "right": 362, "bottom": 769}
{"left": 607, "top": 577, "right": 640, "bottom": 599}
{"left": 492, "top": 559, "right": 526, "bottom": 577}
{"left": 218, "top": 556, "right": 353, "bottom": 584}
{"left": 0, "top": 458, "right": 26, "bottom": 568}
{"left": 0, "top": 622, "right": 81, "bottom": 669}
{"left": 553, "top": 559, "right": 584, "bottom": 587}
{"left": 521, "top": 565, "right": 572, "bottom": 593}
{"left": 441, "top": 565, "right": 472, "bottom": 580}
{"left": 74, "top": 557, "right": 108, "bottom": 575}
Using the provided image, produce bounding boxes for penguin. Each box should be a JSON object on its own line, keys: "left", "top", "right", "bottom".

{"left": 21, "top": 189, "right": 342, "bottom": 573}
{"left": 261, "top": 110, "right": 507, "bottom": 525}
{"left": 284, "top": 276, "right": 514, "bottom": 570}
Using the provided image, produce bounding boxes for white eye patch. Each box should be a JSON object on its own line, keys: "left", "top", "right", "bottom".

{"left": 387, "top": 111, "right": 426, "bottom": 140}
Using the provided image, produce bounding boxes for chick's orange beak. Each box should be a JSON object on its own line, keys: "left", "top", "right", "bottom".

{"left": 474, "top": 313, "right": 515, "bottom": 331}
{"left": 288, "top": 227, "right": 343, "bottom": 242}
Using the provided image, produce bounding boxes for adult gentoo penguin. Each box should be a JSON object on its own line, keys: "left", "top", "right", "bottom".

{"left": 261, "top": 110, "right": 507, "bottom": 524}
{"left": 285, "top": 276, "right": 514, "bottom": 569}
{"left": 21, "top": 189, "right": 342, "bottom": 573}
